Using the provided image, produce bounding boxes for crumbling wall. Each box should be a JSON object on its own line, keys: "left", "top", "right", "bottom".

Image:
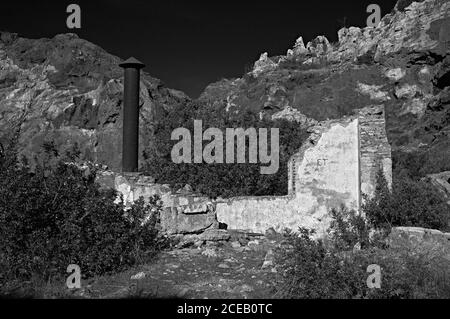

{"left": 217, "top": 117, "right": 360, "bottom": 234}
{"left": 96, "top": 172, "right": 219, "bottom": 235}
{"left": 100, "top": 105, "right": 392, "bottom": 236}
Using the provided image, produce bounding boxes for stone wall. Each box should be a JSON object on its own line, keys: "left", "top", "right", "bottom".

{"left": 96, "top": 172, "right": 219, "bottom": 235}
{"left": 100, "top": 105, "right": 392, "bottom": 236}
{"left": 358, "top": 105, "right": 392, "bottom": 199}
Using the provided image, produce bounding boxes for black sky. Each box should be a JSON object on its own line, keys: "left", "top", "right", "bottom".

{"left": 0, "top": 0, "right": 398, "bottom": 98}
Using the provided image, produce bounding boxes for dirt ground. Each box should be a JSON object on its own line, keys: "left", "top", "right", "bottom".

{"left": 68, "top": 231, "right": 281, "bottom": 299}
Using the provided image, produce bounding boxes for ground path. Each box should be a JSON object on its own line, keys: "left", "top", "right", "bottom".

{"left": 76, "top": 231, "right": 281, "bottom": 299}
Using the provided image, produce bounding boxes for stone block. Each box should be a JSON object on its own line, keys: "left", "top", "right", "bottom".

{"left": 160, "top": 202, "right": 219, "bottom": 235}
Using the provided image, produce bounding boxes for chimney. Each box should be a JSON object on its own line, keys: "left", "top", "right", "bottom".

{"left": 119, "top": 57, "right": 145, "bottom": 173}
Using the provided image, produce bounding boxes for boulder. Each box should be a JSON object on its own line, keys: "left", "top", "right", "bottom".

{"left": 424, "top": 172, "right": 450, "bottom": 206}
{"left": 130, "top": 272, "right": 146, "bottom": 280}
{"left": 160, "top": 202, "right": 219, "bottom": 235}
{"left": 388, "top": 227, "right": 450, "bottom": 248}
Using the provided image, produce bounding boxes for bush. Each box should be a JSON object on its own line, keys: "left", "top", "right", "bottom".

{"left": 327, "top": 206, "right": 385, "bottom": 251}
{"left": 351, "top": 244, "right": 450, "bottom": 299}
{"left": 363, "top": 170, "right": 449, "bottom": 231}
{"left": 0, "top": 133, "right": 166, "bottom": 287}
{"left": 274, "top": 228, "right": 366, "bottom": 299}
{"left": 274, "top": 227, "right": 450, "bottom": 299}
{"left": 144, "top": 101, "right": 309, "bottom": 198}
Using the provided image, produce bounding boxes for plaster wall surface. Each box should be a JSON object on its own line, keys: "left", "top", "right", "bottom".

{"left": 216, "top": 118, "right": 360, "bottom": 234}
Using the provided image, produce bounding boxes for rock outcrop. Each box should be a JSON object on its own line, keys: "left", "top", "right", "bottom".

{"left": 252, "top": 52, "right": 278, "bottom": 77}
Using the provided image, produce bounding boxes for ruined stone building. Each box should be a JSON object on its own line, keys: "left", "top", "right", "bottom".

{"left": 217, "top": 105, "right": 392, "bottom": 235}
{"left": 98, "top": 104, "right": 392, "bottom": 237}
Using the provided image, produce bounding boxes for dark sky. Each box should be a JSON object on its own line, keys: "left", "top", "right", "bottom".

{"left": 0, "top": 0, "right": 398, "bottom": 98}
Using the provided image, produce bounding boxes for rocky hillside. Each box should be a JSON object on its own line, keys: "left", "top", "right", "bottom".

{"left": 0, "top": 32, "right": 189, "bottom": 171}
{"left": 200, "top": 0, "right": 450, "bottom": 177}
{"left": 1, "top": 0, "right": 449, "bottom": 177}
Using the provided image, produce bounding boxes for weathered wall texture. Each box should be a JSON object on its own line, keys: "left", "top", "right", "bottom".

{"left": 101, "top": 105, "right": 391, "bottom": 236}
{"left": 96, "top": 172, "right": 219, "bottom": 235}
{"left": 217, "top": 117, "right": 361, "bottom": 234}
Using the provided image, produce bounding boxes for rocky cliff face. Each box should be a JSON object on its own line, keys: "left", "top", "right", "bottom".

{"left": 199, "top": 0, "right": 450, "bottom": 175}
{"left": 0, "top": 32, "right": 189, "bottom": 171}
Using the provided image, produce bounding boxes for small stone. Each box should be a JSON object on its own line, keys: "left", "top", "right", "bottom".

{"left": 262, "top": 249, "right": 275, "bottom": 270}
{"left": 238, "top": 237, "right": 249, "bottom": 246}
{"left": 131, "top": 272, "right": 146, "bottom": 280}
{"left": 231, "top": 241, "right": 241, "bottom": 249}
{"left": 261, "top": 260, "right": 273, "bottom": 269}
{"left": 240, "top": 284, "right": 254, "bottom": 293}
{"left": 247, "top": 240, "right": 260, "bottom": 247}
{"left": 385, "top": 68, "right": 406, "bottom": 81}
{"left": 265, "top": 227, "right": 277, "bottom": 237}
{"left": 194, "top": 240, "right": 204, "bottom": 247}
{"left": 353, "top": 242, "right": 361, "bottom": 252}
{"left": 218, "top": 263, "right": 230, "bottom": 269}
{"left": 177, "top": 288, "right": 190, "bottom": 298}
{"left": 224, "top": 257, "right": 238, "bottom": 263}
{"left": 176, "top": 239, "right": 195, "bottom": 249}
{"left": 202, "top": 248, "right": 218, "bottom": 258}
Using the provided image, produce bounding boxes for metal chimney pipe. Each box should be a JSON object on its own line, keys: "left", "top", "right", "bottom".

{"left": 119, "top": 57, "right": 145, "bottom": 173}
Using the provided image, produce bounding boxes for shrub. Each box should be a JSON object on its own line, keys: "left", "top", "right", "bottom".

{"left": 327, "top": 205, "right": 385, "bottom": 251}
{"left": 0, "top": 133, "right": 166, "bottom": 288}
{"left": 144, "top": 101, "right": 309, "bottom": 198}
{"left": 274, "top": 227, "right": 450, "bottom": 299}
{"left": 363, "top": 170, "right": 449, "bottom": 231}
{"left": 351, "top": 244, "right": 450, "bottom": 299}
{"left": 274, "top": 228, "right": 367, "bottom": 299}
